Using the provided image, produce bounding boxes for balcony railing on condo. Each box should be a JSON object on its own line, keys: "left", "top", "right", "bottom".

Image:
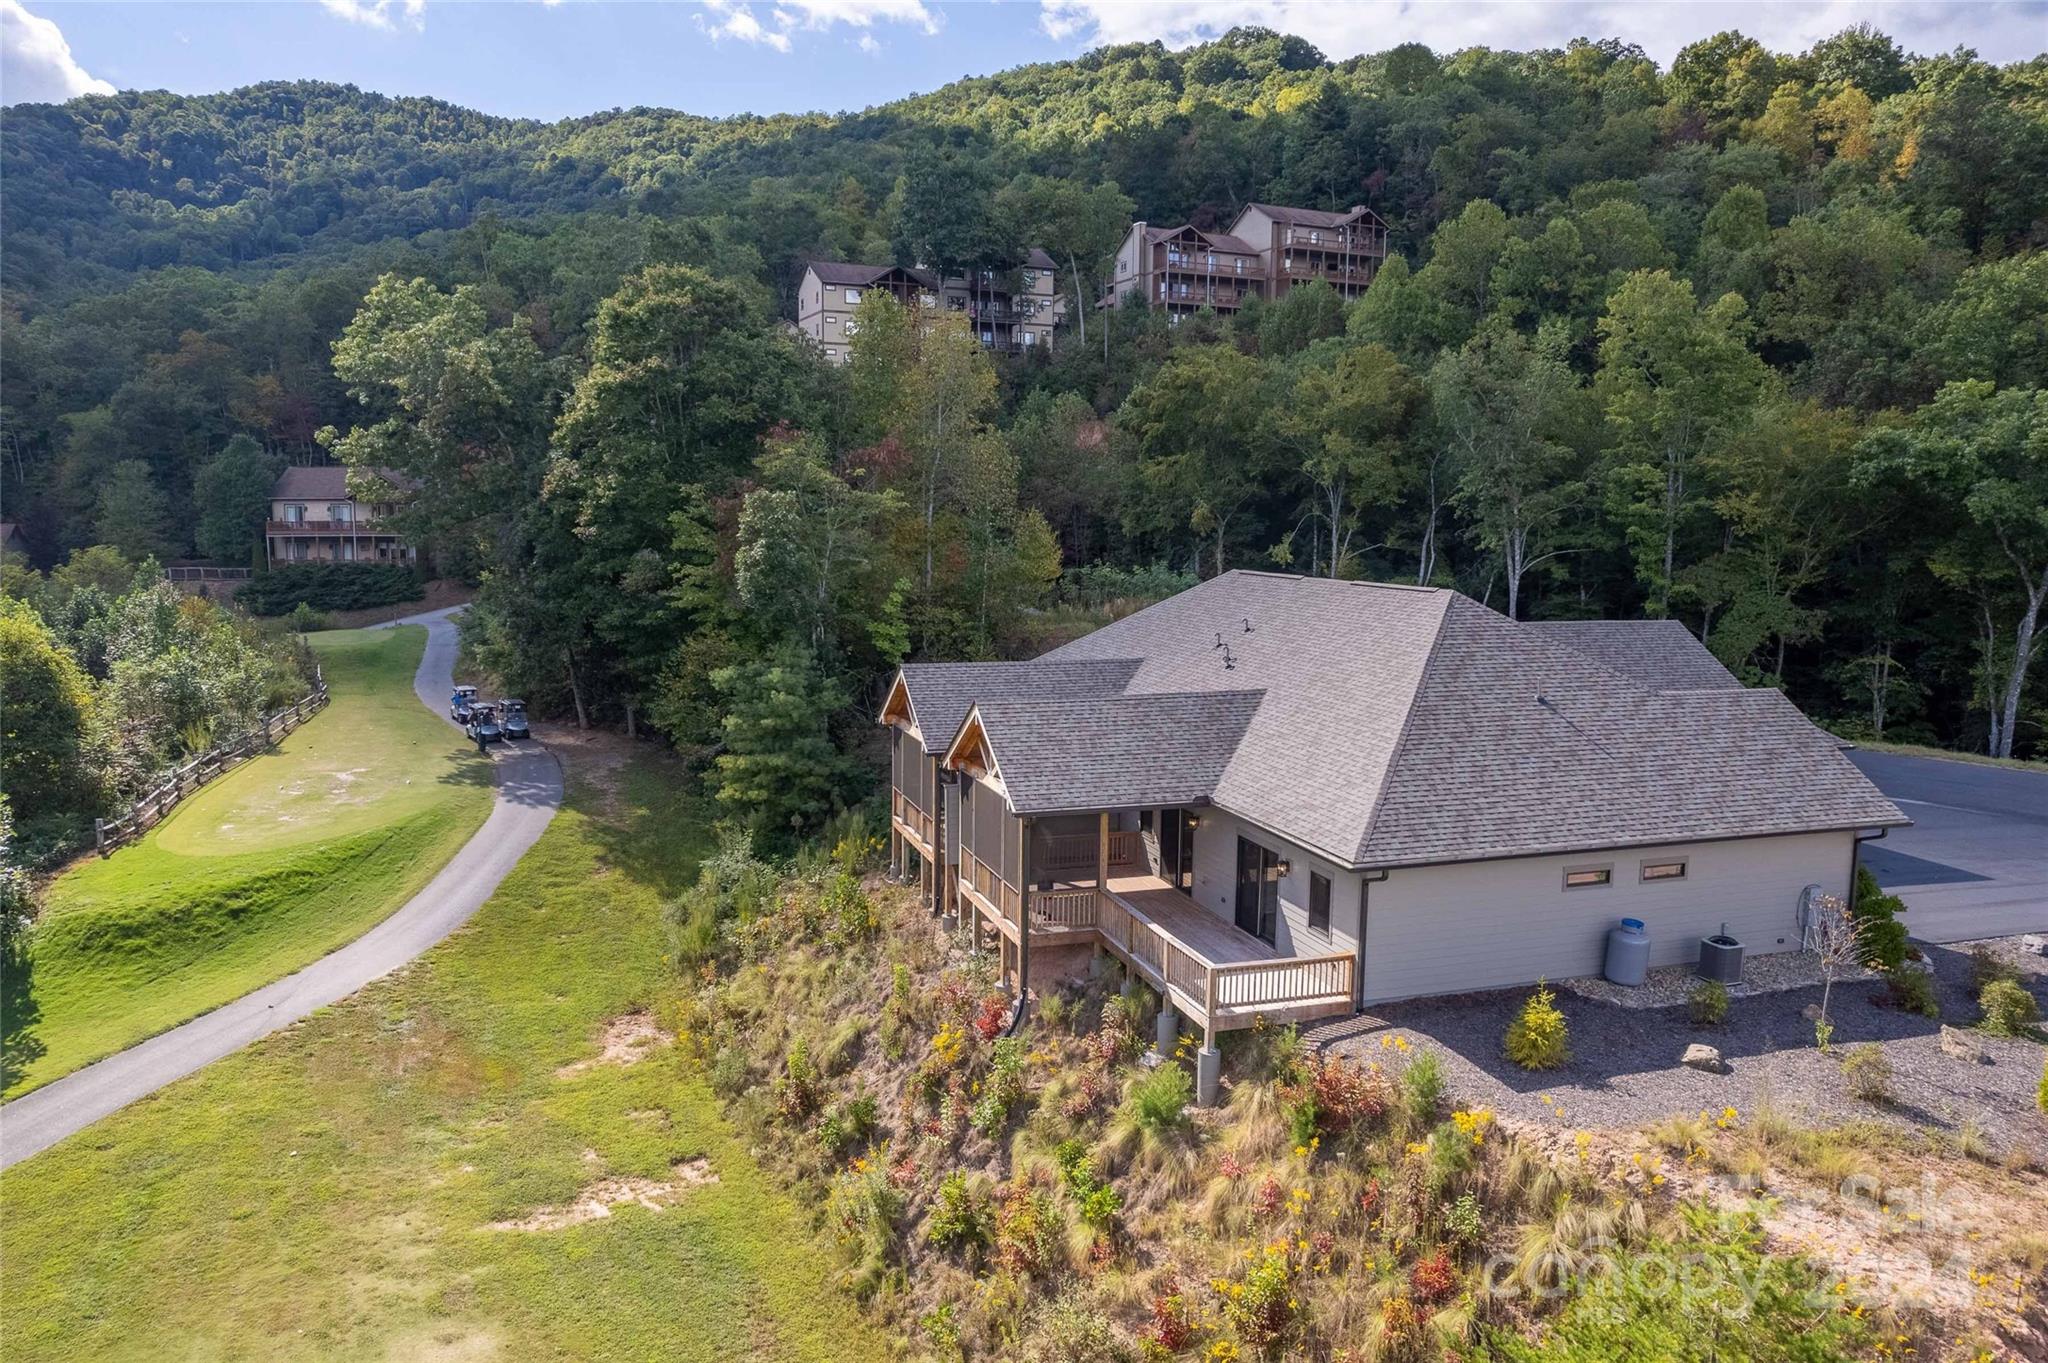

{"left": 267, "top": 519, "right": 391, "bottom": 533}
{"left": 1281, "top": 226, "right": 1387, "bottom": 253}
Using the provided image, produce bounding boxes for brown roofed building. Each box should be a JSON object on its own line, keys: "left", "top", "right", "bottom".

{"left": 1107, "top": 202, "right": 1390, "bottom": 317}
{"left": 265, "top": 465, "right": 415, "bottom": 568}
{"left": 797, "top": 251, "right": 1067, "bottom": 365}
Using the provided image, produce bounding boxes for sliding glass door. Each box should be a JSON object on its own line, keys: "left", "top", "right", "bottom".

{"left": 1234, "top": 836, "right": 1280, "bottom": 945}
{"left": 1158, "top": 807, "right": 1195, "bottom": 892}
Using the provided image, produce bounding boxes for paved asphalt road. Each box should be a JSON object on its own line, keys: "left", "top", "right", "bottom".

{"left": 0, "top": 607, "right": 561, "bottom": 1170}
{"left": 1849, "top": 749, "right": 2048, "bottom": 945}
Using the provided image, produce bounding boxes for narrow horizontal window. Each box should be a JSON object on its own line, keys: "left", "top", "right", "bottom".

{"left": 1640, "top": 860, "right": 1687, "bottom": 882}
{"left": 1563, "top": 866, "right": 1611, "bottom": 889}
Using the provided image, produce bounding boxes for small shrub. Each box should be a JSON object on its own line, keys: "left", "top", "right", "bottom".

{"left": 707, "top": 1045, "right": 749, "bottom": 1099}
{"left": 1842, "top": 1044, "right": 1893, "bottom": 1103}
{"left": 1032, "top": 1297, "right": 1127, "bottom": 1361}
{"left": 1883, "top": 967, "right": 1940, "bottom": 1019}
{"left": 1284, "top": 1052, "right": 1395, "bottom": 1141}
{"left": 1968, "top": 945, "right": 2020, "bottom": 993}
{"left": 818, "top": 1092, "right": 878, "bottom": 1157}
{"left": 1848, "top": 865, "right": 1909, "bottom": 973}
{"left": 971, "top": 1036, "right": 1029, "bottom": 1137}
{"left": 774, "top": 1038, "right": 821, "bottom": 1123}
{"left": 1688, "top": 980, "right": 1729, "bottom": 1026}
{"left": 1216, "top": 1243, "right": 1298, "bottom": 1352}
{"left": 2037, "top": 1055, "right": 2047, "bottom": 1115}
{"left": 1128, "top": 1061, "right": 1193, "bottom": 1135}
{"left": 994, "top": 1180, "right": 1065, "bottom": 1277}
{"left": 1141, "top": 1280, "right": 1195, "bottom": 1353}
{"left": 1443, "top": 1191, "right": 1483, "bottom": 1247}
{"left": 972, "top": 993, "right": 1011, "bottom": 1042}
{"left": 1979, "top": 978, "right": 2040, "bottom": 1036}
{"left": 820, "top": 871, "right": 877, "bottom": 945}
{"left": 1410, "top": 1246, "right": 1457, "bottom": 1304}
{"left": 1504, "top": 980, "right": 1569, "bottom": 1070}
{"left": 1401, "top": 1049, "right": 1444, "bottom": 1123}
{"left": 926, "top": 1171, "right": 994, "bottom": 1259}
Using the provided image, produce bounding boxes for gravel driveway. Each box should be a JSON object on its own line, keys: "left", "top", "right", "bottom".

{"left": 1326, "top": 938, "right": 2048, "bottom": 1152}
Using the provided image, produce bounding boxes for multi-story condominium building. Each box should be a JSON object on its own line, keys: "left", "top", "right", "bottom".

{"left": 265, "top": 465, "right": 415, "bottom": 567}
{"left": 797, "top": 250, "right": 1067, "bottom": 365}
{"left": 1107, "top": 202, "right": 1390, "bottom": 317}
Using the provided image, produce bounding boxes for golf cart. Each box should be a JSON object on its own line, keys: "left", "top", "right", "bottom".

{"left": 500, "top": 699, "right": 530, "bottom": 741}
{"left": 450, "top": 684, "right": 480, "bottom": 722}
{"left": 466, "top": 702, "right": 504, "bottom": 748}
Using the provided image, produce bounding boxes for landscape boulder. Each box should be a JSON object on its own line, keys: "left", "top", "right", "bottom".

{"left": 1939, "top": 1025, "right": 1987, "bottom": 1064}
{"left": 2021, "top": 934, "right": 2048, "bottom": 958}
{"left": 1681, "top": 1043, "right": 1726, "bottom": 1074}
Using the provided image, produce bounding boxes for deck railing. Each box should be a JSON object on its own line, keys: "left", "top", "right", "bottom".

{"left": 1094, "top": 887, "right": 1354, "bottom": 1039}
{"left": 1038, "top": 829, "right": 1140, "bottom": 875}
{"left": 960, "top": 847, "right": 1022, "bottom": 926}
{"left": 891, "top": 787, "right": 935, "bottom": 852}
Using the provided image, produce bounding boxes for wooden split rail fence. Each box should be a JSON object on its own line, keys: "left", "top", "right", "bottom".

{"left": 94, "top": 670, "right": 329, "bottom": 855}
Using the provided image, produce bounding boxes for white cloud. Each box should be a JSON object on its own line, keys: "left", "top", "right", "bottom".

{"left": 318, "top": 0, "right": 428, "bottom": 32}
{"left": 1038, "top": 1, "right": 2048, "bottom": 67}
{"left": 857, "top": 31, "right": 882, "bottom": 54}
{"left": 1, "top": 0, "right": 113, "bottom": 104}
{"left": 699, "top": 0, "right": 936, "bottom": 53}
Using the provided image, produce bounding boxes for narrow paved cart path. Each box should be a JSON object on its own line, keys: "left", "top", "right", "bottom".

{"left": 0, "top": 607, "right": 561, "bottom": 1169}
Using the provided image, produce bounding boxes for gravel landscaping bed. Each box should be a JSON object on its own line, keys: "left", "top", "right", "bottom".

{"left": 1560, "top": 949, "right": 1878, "bottom": 1010}
{"left": 1327, "top": 936, "right": 2048, "bottom": 1152}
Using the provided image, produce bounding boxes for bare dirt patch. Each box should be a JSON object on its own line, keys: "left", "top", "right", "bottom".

{"left": 554, "top": 1011, "right": 668, "bottom": 1077}
{"left": 484, "top": 1158, "right": 717, "bottom": 1231}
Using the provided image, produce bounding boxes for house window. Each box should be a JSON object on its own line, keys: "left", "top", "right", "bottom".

{"left": 284, "top": 503, "right": 306, "bottom": 525}
{"left": 1640, "top": 860, "right": 1688, "bottom": 882}
{"left": 843, "top": 319, "right": 859, "bottom": 337}
{"left": 1309, "top": 872, "right": 1331, "bottom": 936}
{"left": 1021, "top": 269, "right": 1038, "bottom": 288}
{"left": 1022, "top": 331, "right": 1036, "bottom": 346}
{"left": 329, "top": 502, "right": 352, "bottom": 523}
{"left": 844, "top": 288, "right": 861, "bottom": 304}
{"left": 823, "top": 348, "right": 837, "bottom": 358}
{"left": 1563, "top": 866, "right": 1612, "bottom": 890}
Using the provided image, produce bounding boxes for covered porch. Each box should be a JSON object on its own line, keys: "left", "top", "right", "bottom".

{"left": 956, "top": 812, "right": 1356, "bottom": 1058}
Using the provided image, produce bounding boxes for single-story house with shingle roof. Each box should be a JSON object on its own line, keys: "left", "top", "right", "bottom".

{"left": 880, "top": 571, "right": 1908, "bottom": 1101}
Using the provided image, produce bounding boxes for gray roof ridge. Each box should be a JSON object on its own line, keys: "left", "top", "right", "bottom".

{"left": 1347, "top": 590, "right": 1459, "bottom": 866}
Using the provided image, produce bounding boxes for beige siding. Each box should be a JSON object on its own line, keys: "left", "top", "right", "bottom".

{"left": 1186, "top": 809, "right": 1364, "bottom": 963}
{"left": 1358, "top": 831, "right": 1853, "bottom": 1004}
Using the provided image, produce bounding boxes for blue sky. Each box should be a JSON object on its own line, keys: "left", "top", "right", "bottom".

{"left": 4, "top": 2, "right": 2045, "bottom": 120}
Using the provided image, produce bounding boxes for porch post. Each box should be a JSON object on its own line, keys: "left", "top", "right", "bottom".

{"left": 1014, "top": 816, "right": 1033, "bottom": 1014}
{"left": 1096, "top": 811, "right": 1110, "bottom": 891}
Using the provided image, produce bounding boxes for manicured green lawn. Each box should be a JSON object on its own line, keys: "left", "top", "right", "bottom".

{"left": 3, "top": 626, "right": 493, "bottom": 1098}
{"left": 0, "top": 755, "right": 883, "bottom": 1362}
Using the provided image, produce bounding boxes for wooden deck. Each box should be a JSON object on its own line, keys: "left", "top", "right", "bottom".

{"left": 958, "top": 863, "right": 1355, "bottom": 1040}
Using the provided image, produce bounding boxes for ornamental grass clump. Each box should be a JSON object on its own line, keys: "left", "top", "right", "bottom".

{"left": 1504, "top": 980, "right": 1568, "bottom": 1070}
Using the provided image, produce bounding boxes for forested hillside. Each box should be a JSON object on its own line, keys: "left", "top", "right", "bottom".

{"left": 4, "top": 25, "right": 2046, "bottom": 812}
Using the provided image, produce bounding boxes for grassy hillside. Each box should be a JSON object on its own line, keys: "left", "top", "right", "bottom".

{"left": 0, "top": 747, "right": 883, "bottom": 1362}
{"left": 1, "top": 625, "right": 491, "bottom": 1097}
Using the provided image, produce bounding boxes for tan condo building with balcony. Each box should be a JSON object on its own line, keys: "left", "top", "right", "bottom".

{"left": 797, "top": 249, "right": 1067, "bottom": 365}
{"left": 265, "top": 465, "right": 415, "bottom": 567}
{"left": 1108, "top": 202, "right": 1390, "bottom": 318}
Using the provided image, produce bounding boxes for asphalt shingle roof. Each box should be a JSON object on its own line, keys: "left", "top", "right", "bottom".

{"left": 894, "top": 572, "right": 1906, "bottom": 868}
{"left": 1525, "top": 619, "right": 1742, "bottom": 691}
{"left": 897, "top": 659, "right": 1140, "bottom": 758}
{"left": 1241, "top": 202, "right": 1386, "bottom": 229}
{"left": 1144, "top": 225, "right": 1263, "bottom": 256}
{"left": 973, "top": 691, "right": 1263, "bottom": 815}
